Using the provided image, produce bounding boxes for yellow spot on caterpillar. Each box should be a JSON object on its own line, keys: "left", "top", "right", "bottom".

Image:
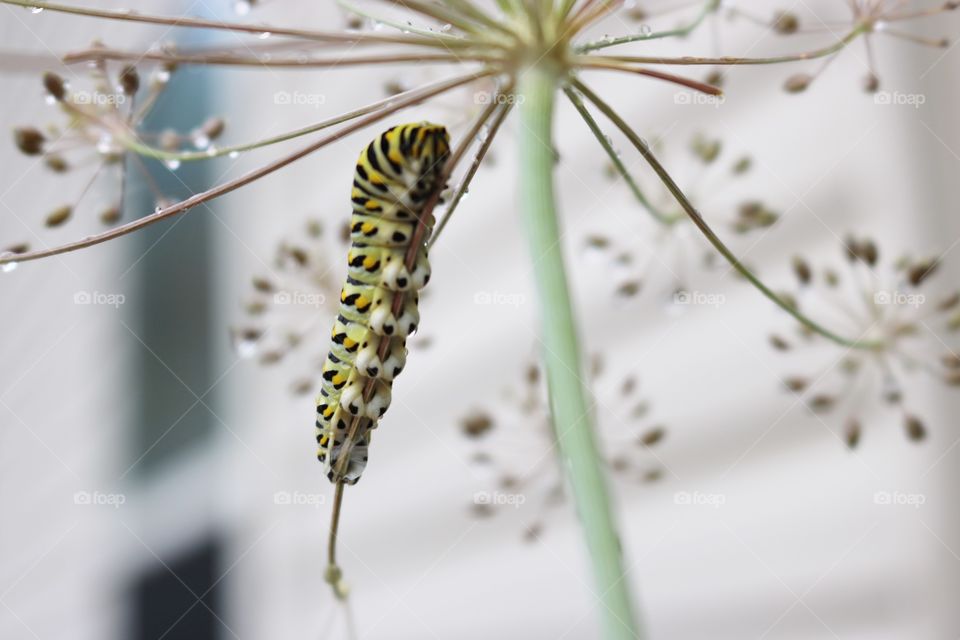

{"left": 361, "top": 222, "right": 376, "bottom": 234}
{"left": 362, "top": 256, "right": 377, "bottom": 270}
{"left": 343, "top": 337, "right": 357, "bottom": 349}
{"left": 365, "top": 200, "right": 381, "bottom": 211}
{"left": 388, "top": 150, "right": 403, "bottom": 166}
{"left": 356, "top": 296, "right": 371, "bottom": 311}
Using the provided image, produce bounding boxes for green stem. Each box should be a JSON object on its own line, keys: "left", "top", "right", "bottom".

{"left": 565, "top": 87, "right": 676, "bottom": 225}
{"left": 570, "top": 79, "right": 885, "bottom": 351}
{"left": 519, "top": 66, "right": 643, "bottom": 640}
{"left": 576, "top": 0, "right": 719, "bottom": 52}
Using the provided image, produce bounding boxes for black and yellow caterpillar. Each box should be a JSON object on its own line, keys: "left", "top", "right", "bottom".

{"left": 316, "top": 122, "right": 450, "bottom": 485}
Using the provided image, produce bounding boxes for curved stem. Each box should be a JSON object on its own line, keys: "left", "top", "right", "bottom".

{"left": 93, "top": 73, "right": 495, "bottom": 163}
{"left": 575, "top": 60, "right": 722, "bottom": 94}
{"left": 564, "top": 87, "right": 674, "bottom": 225}
{"left": 584, "top": 25, "right": 867, "bottom": 66}
{"left": 519, "top": 66, "right": 643, "bottom": 640}
{"left": 0, "top": 0, "right": 452, "bottom": 47}
{"left": 63, "top": 48, "right": 498, "bottom": 67}
{"left": 570, "top": 79, "right": 885, "bottom": 350}
{"left": 576, "top": 0, "right": 719, "bottom": 52}
{"left": 0, "top": 71, "right": 489, "bottom": 266}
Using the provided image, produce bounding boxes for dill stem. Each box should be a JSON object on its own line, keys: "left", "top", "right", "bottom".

{"left": 518, "top": 65, "right": 643, "bottom": 640}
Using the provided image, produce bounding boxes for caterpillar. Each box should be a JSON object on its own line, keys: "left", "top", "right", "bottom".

{"left": 316, "top": 122, "right": 450, "bottom": 486}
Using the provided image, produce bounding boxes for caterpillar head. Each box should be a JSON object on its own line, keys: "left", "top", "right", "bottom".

{"left": 400, "top": 122, "right": 450, "bottom": 194}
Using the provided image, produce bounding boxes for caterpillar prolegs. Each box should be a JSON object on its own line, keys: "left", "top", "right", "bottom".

{"left": 316, "top": 122, "right": 450, "bottom": 486}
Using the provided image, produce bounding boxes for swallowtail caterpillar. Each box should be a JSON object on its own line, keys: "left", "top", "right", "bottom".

{"left": 319, "top": 122, "right": 451, "bottom": 597}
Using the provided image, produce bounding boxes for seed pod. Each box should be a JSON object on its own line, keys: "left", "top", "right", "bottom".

{"left": 937, "top": 292, "right": 960, "bottom": 311}
{"left": 773, "top": 11, "right": 800, "bottom": 34}
{"left": 251, "top": 276, "right": 274, "bottom": 293}
{"left": 461, "top": 411, "right": 494, "bottom": 438}
{"left": 844, "top": 419, "right": 861, "bottom": 448}
{"left": 809, "top": 395, "right": 835, "bottom": 412}
{"left": 792, "top": 255, "right": 812, "bottom": 285}
{"left": 616, "top": 280, "right": 642, "bottom": 298}
{"left": 119, "top": 65, "right": 140, "bottom": 94}
{"left": 99, "top": 205, "right": 121, "bottom": 224}
{"left": 14, "top": 127, "right": 45, "bottom": 155}
{"left": 691, "top": 135, "right": 721, "bottom": 164}
{"left": 200, "top": 116, "right": 226, "bottom": 140}
{"left": 907, "top": 258, "right": 938, "bottom": 286}
{"left": 731, "top": 156, "right": 752, "bottom": 175}
{"left": 769, "top": 334, "right": 791, "bottom": 351}
{"left": 639, "top": 427, "right": 666, "bottom": 447}
{"left": 784, "top": 73, "right": 813, "bottom": 93}
{"left": 44, "top": 205, "right": 72, "bottom": 228}
{"left": 784, "top": 377, "right": 808, "bottom": 393}
{"left": 42, "top": 72, "right": 66, "bottom": 101}
{"left": 904, "top": 415, "right": 926, "bottom": 442}
{"left": 44, "top": 155, "right": 69, "bottom": 173}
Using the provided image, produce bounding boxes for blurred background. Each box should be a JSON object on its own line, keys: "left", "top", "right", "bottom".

{"left": 1, "top": 1, "right": 959, "bottom": 638}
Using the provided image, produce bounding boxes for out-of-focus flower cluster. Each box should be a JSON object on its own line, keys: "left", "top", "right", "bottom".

{"left": 461, "top": 355, "right": 666, "bottom": 541}
{"left": 584, "top": 132, "right": 777, "bottom": 304}
{"left": 771, "top": 237, "right": 959, "bottom": 446}
{"left": 8, "top": 55, "right": 224, "bottom": 253}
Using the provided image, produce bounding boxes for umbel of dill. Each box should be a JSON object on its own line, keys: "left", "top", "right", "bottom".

{"left": 2, "top": 0, "right": 958, "bottom": 638}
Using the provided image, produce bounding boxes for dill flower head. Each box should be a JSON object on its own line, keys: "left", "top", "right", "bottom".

{"left": 770, "top": 237, "right": 959, "bottom": 446}
{"left": 461, "top": 354, "right": 666, "bottom": 540}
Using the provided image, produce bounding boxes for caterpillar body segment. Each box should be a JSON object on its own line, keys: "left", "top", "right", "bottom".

{"left": 316, "top": 122, "right": 450, "bottom": 485}
{"left": 346, "top": 244, "right": 431, "bottom": 291}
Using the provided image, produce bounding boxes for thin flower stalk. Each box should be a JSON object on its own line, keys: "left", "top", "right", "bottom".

{"left": 0, "top": 71, "right": 489, "bottom": 265}
{"left": 568, "top": 80, "right": 885, "bottom": 351}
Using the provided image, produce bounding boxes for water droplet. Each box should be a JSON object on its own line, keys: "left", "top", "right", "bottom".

{"left": 2, "top": 260, "right": 19, "bottom": 273}
{"left": 154, "top": 205, "right": 163, "bottom": 213}
{"left": 205, "top": 145, "right": 218, "bottom": 157}
{"left": 233, "top": 0, "right": 251, "bottom": 15}
{"left": 164, "top": 159, "right": 181, "bottom": 170}
{"left": 155, "top": 69, "right": 171, "bottom": 83}
{"left": 44, "top": 95, "right": 56, "bottom": 106}
{"left": 96, "top": 134, "right": 115, "bottom": 154}
{"left": 193, "top": 133, "right": 211, "bottom": 150}
{"left": 236, "top": 338, "right": 258, "bottom": 358}
{"left": 440, "top": 23, "right": 452, "bottom": 32}
{"left": 29, "top": 6, "right": 44, "bottom": 14}
{"left": 258, "top": 31, "right": 271, "bottom": 39}
{"left": 228, "top": 150, "right": 240, "bottom": 159}
{"left": 476, "top": 125, "right": 490, "bottom": 142}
